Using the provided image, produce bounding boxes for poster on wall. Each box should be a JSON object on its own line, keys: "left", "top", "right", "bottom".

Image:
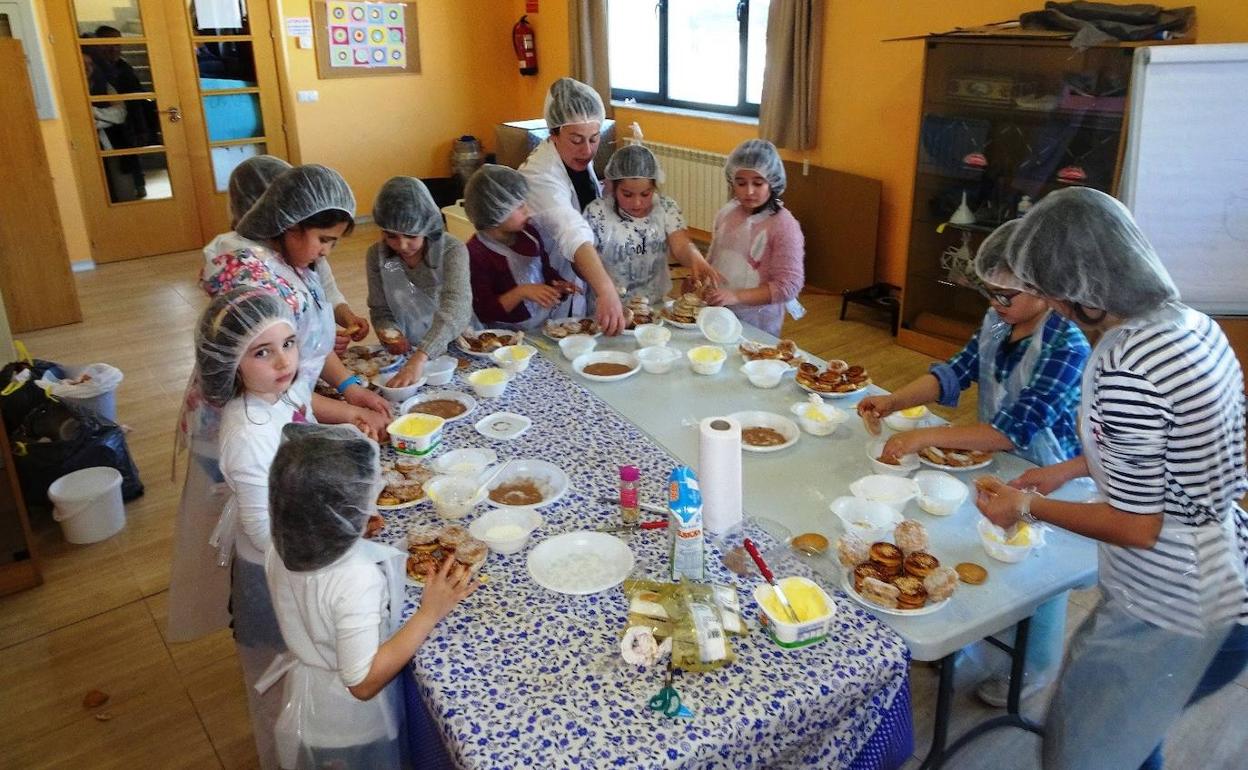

{"left": 312, "top": 1, "right": 420, "bottom": 79}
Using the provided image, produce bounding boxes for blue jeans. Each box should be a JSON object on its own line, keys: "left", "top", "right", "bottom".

{"left": 1137, "top": 622, "right": 1248, "bottom": 770}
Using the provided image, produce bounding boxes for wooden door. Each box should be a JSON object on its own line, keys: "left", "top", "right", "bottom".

{"left": 49, "top": 0, "right": 204, "bottom": 262}
{"left": 166, "top": 0, "right": 290, "bottom": 238}
{"left": 0, "top": 39, "right": 82, "bottom": 331}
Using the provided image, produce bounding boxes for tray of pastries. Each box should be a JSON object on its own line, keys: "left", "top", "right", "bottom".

{"left": 543, "top": 317, "right": 601, "bottom": 339}
{"left": 405, "top": 524, "right": 489, "bottom": 582}
{"left": 739, "top": 339, "right": 804, "bottom": 366}
{"left": 377, "top": 456, "right": 434, "bottom": 510}
{"left": 836, "top": 520, "right": 959, "bottom": 615}
{"left": 622, "top": 295, "right": 658, "bottom": 330}
{"left": 456, "top": 329, "right": 523, "bottom": 355}
{"left": 341, "top": 345, "right": 405, "bottom": 379}
{"left": 918, "top": 447, "right": 994, "bottom": 470}
{"left": 796, "top": 359, "right": 872, "bottom": 397}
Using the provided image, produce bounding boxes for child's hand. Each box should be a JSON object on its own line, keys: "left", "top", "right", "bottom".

{"left": 550, "top": 280, "right": 579, "bottom": 296}
{"left": 974, "top": 476, "right": 1026, "bottom": 529}
{"left": 521, "top": 283, "right": 563, "bottom": 309}
{"left": 334, "top": 329, "right": 352, "bottom": 356}
{"left": 881, "top": 431, "right": 920, "bottom": 462}
{"left": 349, "top": 405, "right": 390, "bottom": 441}
{"left": 386, "top": 358, "right": 425, "bottom": 388}
{"left": 689, "top": 258, "right": 723, "bottom": 287}
{"left": 856, "top": 395, "right": 893, "bottom": 436}
{"left": 344, "top": 383, "right": 392, "bottom": 417}
{"left": 419, "top": 555, "right": 478, "bottom": 624}
{"left": 705, "top": 287, "right": 739, "bottom": 307}
{"left": 345, "top": 313, "right": 371, "bottom": 341}
{"left": 1008, "top": 466, "right": 1066, "bottom": 496}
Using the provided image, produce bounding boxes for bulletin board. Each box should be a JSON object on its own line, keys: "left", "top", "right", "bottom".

{"left": 312, "top": 1, "right": 420, "bottom": 79}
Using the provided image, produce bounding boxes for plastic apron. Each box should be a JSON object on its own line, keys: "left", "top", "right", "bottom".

{"left": 477, "top": 230, "right": 571, "bottom": 329}
{"left": 712, "top": 205, "right": 805, "bottom": 337}
{"left": 595, "top": 205, "right": 673, "bottom": 304}
{"left": 1079, "top": 318, "right": 1247, "bottom": 636}
{"left": 976, "top": 309, "right": 1067, "bottom": 468}
{"left": 379, "top": 251, "right": 439, "bottom": 345}
{"left": 258, "top": 540, "right": 409, "bottom": 770}
{"left": 273, "top": 260, "right": 336, "bottom": 408}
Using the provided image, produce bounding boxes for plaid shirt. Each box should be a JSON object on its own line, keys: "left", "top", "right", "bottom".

{"left": 930, "top": 311, "right": 1090, "bottom": 460}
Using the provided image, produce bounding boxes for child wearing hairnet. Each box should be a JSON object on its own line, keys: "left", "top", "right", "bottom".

{"left": 365, "top": 177, "right": 472, "bottom": 387}
{"left": 858, "top": 219, "right": 1090, "bottom": 706}
{"left": 582, "top": 144, "right": 720, "bottom": 305}
{"left": 261, "top": 424, "right": 477, "bottom": 769}
{"left": 193, "top": 287, "right": 306, "bottom": 768}
{"left": 463, "top": 164, "right": 580, "bottom": 330}
{"left": 971, "top": 188, "right": 1248, "bottom": 769}
{"left": 696, "top": 139, "right": 805, "bottom": 337}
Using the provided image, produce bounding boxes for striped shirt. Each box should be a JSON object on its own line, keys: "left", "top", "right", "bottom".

{"left": 1086, "top": 308, "right": 1248, "bottom": 634}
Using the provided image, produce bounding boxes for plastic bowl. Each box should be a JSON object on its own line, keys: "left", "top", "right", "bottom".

{"left": 484, "top": 459, "right": 569, "bottom": 509}
{"left": 687, "top": 345, "right": 727, "bottom": 375}
{"left": 848, "top": 474, "right": 919, "bottom": 512}
{"left": 636, "top": 346, "right": 681, "bottom": 374}
{"left": 914, "top": 470, "right": 969, "bottom": 516}
{"left": 829, "top": 496, "right": 904, "bottom": 543}
{"left": 432, "top": 447, "right": 498, "bottom": 477}
{"left": 467, "top": 367, "right": 512, "bottom": 398}
{"left": 423, "top": 355, "right": 459, "bottom": 386}
{"left": 978, "top": 517, "right": 1046, "bottom": 563}
{"left": 371, "top": 373, "right": 426, "bottom": 403}
{"left": 469, "top": 507, "right": 543, "bottom": 555}
{"left": 788, "top": 401, "right": 846, "bottom": 436}
{"left": 697, "top": 306, "right": 742, "bottom": 344}
{"left": 634, "top": 323, "right": 671, "bottom": 348}
{"left": 884, "top": 406, "right": 929, "bottom": 432}
{"left": 425, "top": 475, "right": 487, "bottom": 520}
{"left": 573, "top": 351, "right": 641, "bottom": 382}
{"left": 492, "top": 344, "right": 537, "bottom": 374}
{"left": 740, "top": 359, "right": 790, "bottom": 388}
{"left": 386, "top": 413, "right": 445, "bottom": 457}
{"left": 559, "top": 334, "right": 597, "bottom": 361}
{"left": 866, "top": 439, "right": 920, "bottom": 476}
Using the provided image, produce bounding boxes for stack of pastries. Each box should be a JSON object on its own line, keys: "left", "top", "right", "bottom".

{"left": 837, "top": 521, "right": 958, "bottom": 610}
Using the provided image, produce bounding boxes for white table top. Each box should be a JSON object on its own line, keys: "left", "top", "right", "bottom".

{"left": 534, "top": 323, "right": 1098, "bottom": 661}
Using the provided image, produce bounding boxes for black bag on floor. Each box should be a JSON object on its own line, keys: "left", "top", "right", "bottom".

{"left": 1, "top": 359, "right": 65, "bottom": 434}
{"left": 11, "top": 400, "right": 144, "bottom": 507}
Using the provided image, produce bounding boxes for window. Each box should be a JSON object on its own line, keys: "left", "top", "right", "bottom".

{"left": 609, "top": 0, "right": 768, "bottom": 117}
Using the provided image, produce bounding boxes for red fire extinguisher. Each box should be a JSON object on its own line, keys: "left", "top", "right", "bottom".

{"left": 512, "top": 15, "right": 538, "bottom": 76}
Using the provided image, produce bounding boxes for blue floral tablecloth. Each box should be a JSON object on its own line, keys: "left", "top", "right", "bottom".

{"left": 373, "top": 353, "right": 912, "bottom": 769}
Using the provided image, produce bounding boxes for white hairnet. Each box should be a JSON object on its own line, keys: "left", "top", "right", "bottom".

{"left": 604, "top": 144, "right": 663, "bottom": 182}
{"left": 544, "top": 77, "right": 605, "bottom": 129}
{"left": 269, "top": 423, "right": 380, "bottom": 572}
{"left": 195, "top": 287, "right": 296, "bottom": 408}
{"left": 228, "top": 155, "right": 292, "bottom": 225}
{"left": 236, "top": 164, "right": 356, "bottom": 241}
{"left": 725, "top": 139, "right": 786, "bottom": 197}
{"left": 1002, "top": 187, "right": 1179, "bottom": 318}
{"left": 463, "top": 164, "right": 528, "bottom": 231}
{"left": 373, "top": 176, "right": 443, "bottom": 239}
{"left": 970, "top": 218, "right": 1022, "bottom": 291}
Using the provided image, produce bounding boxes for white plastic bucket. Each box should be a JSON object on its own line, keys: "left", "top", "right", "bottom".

{"left": 48, "top": 467, "right": 125, "bottom": 544}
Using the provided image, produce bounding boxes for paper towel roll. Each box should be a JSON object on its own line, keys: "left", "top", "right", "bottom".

{"left": 699, "top": 415, "right": 742, "bottom": 535}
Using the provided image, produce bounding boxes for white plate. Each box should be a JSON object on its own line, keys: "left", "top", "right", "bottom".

{"left": 728, "top": 410, "right": 800, "bottom": 453}
{"left": 456, "top": 329, "right": 523, "bottom": 357}
{"left": 527, "top": 531, "right": 635, "bottom": 595}
{"left": 918, "top": 450, "right": 994, "bottom": 472}
{"left": 485, "top": 459, "right": 568, "bottom": 509}
{"left": 543, "top": 317, "right": 603, "bottom": 340}
{"left": 796, "top": 380, "right": 871, "bottom": 400}
{"left": 843, "top": 568, "right": 951, "bottom": 617}
{"left": 660, "top": 301, "right": 702, "bottom": 330}
{"left": 400, "top": 390, "right": 478, "bottom": 423}
{"left": 474, "top": 412, "right": 532, "bottom": 441}
{"left": 572, "top": 351, "right": 641, "bottom": 383}
{"left": 377, "top": 496, "right": 425, "bottom": 512}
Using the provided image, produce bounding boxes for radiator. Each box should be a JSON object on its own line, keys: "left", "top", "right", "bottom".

{"left": 640, "top": 140, "right": 728, "bottom": 233}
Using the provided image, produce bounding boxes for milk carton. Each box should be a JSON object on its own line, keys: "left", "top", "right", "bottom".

{"left": 668, "top": 466, "right": 705, "bottom": 581}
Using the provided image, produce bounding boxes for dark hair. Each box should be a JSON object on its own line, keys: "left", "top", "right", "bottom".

{"left": 297, "top": 208, "right": 355, "bottom": 236}
{"left": 550, "top": 126, "right": 561, "bottom": 136}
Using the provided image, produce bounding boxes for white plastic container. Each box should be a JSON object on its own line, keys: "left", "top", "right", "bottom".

{"left": 441, "top": 199, "right": 475, "bottom": 241}
{"left": 866, "top": 439, "right": 919, "bottom": 476}
{"left": 914, "top": 471, "right": 969, "bottom": 516}
{"left": 740, "top": 359, "right": 789, "bottom": 388}
{"left": 978, "top": 518, "right": 1046, "bottom": 563}
{"left": 425, "top": 475, "right": 487, "bottom": 520}
{"left": 559, "top": 334, "right": 597, "bottom": 361}
{"left": 45, "top": 364, "right": 123, "bottom": 422}
{"left": 634, "top": 323, "right": 671, "bottom": 348}
{"left": 788, "top": 400, "right": 846, "bottom": 436}
{"left": 492, "top": 344, "right": 537, "bottom": 374}
{"left": 687, "top": 345, "right": 727, "bottom": 375}
{"left": 48, "top": 467, "right": 125, "bottom": 544}
{"left": 849, "top": 474, "right": 920, "bottom": 512}
{"left": 387, "top": 413, "right": 445, "bottom": 456}
{"left": 423, "top": 356, "right": 459, "bottom": 386}
{"left": 371, "top": 373, "right": 425, "bottom": 403}
{"left": 468, "top": 367, "right": 512, "bottom": 398}
{"left": 697, "top": 306, "right": 742, "bottom": 344}
{"left": 469, "top": 507, "right": 543, "bottom": 554}
{"left": 829, "top": 495, "right": 904, "bottom": 543}
{"left": 753, "top": 577, "right": 836, "bottom": 649}
{"left": 636, "top": 346, "right": 681, "bottom": 374}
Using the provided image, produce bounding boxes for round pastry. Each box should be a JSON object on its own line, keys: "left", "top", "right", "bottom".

{"left": 438, "top": 525, "right": 470, "bottom": 550}
{"left": 395, "top": 456, "right": 423, "bottom": 473}
{"left": 894, "top": 520, "right": 929, "bottom": 555}
{"left": 837, "top": 533, "right": 870, "bottom": 568}
{"left": 454, "top": 538, "right": 488, "bottom": 568}
{"left": 456, "top": 357, "right": 471, "bottom": 370}
{"left": 955, "top": 562, "right": 989, "bottom": 585}
{"left": 859, "top": 576, "right": 900, "bottom": 609}
{"left": 904, "top": 551, "right": 940, "bottom": 579}
{"left": 377, "top": 492, "right": 401, "bottom": 507}
{"left": 852, "top": 561, "right": 886, "bottom": 592}
{"left": 869, "top": 542, "right": 903, "bottom": 572}
{"left": 778, "top": 339, "right": 797, "bottom": 356}
{"left": 817, "top": 369, "right": 843, "bottom": 384}
{"left": 892, "top": 575, "right": 928, "bottom": 609}
{"left": 924, "top": 566, "right": 959, "bottom": 602}
{"left": 798, "top": 362, "right": 819, "bottom": 377}
{"left": 824, "top": 359, "right": 849, "bottom": 375}
{"left": 407, "top": 525, "right": 440, "bottom": 552}
{"left": 722, "top": 546, "right": 755, "bottom": 577}
{"left": 364, "top": 513, "right": 385, "bottom": 539}
{"left": 845, "top": 365, "right": 865, "bottom": 378}
{"left": 791, "top": 532, "right": 829, "bottom": 556}
{"left": 383, "top": 469, "right": 406, "bottom": 486}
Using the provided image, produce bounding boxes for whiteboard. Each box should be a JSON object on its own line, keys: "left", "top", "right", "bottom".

{"left": 1120, "top": 44, "right": 1248, "bottom": 317}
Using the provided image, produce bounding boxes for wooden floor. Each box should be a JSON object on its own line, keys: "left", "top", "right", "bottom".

{"left": 2, "top": 223, "right": 1244, "bottom": 769}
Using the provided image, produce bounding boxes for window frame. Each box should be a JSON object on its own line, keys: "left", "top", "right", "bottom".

{"left": 610, "top": 0, "right": 762, "bottom": 118}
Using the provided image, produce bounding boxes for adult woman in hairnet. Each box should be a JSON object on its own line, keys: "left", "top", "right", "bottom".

{"left": 259, "top": 423, "right": 476, "bottom": 769}
{"left": 365, "top": 177, "right": 472, "bottom": 387}
{"left": 517, "top": 77, "right": 626, "bottom": 334}
{"left": 971, "top": 188, "right": 1248, "bottom": 769}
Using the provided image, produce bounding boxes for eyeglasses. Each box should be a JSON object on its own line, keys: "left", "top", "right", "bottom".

{"left": 979, "top": 287, "right": 1021, "bottom": 307}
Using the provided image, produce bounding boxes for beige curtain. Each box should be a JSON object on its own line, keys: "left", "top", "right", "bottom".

{"left": 759, "top": 0, "right": 824, "bottom": 150}
{"left": 568, "top": 0, "right": 613, "bottom": 118}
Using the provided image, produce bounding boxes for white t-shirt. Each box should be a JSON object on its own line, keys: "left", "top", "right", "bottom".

{"left": 218, "top": 396, "right": 304, "bottom": 564}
